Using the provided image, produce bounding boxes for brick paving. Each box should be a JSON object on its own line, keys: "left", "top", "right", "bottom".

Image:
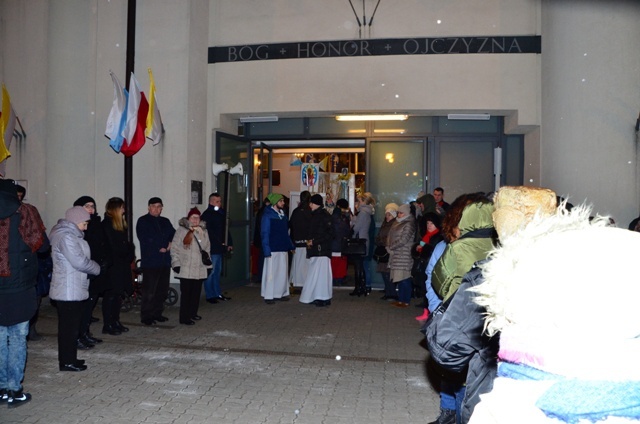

{"left": 3, "top": 285, "right": 440, "bottom": 423}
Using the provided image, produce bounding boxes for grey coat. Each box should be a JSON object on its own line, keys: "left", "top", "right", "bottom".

{"left": 387, "top": 215, "right": 416, "bottom": 272}
{"left": 49, "top": 219, "right": 100, "bottom": 301}
{"left": 171, "top": 218, "right": 212, "bottom": 280}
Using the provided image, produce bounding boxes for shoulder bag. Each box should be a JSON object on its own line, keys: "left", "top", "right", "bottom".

{"left": 192, "top": 232, "right": 213, "bottom": 266}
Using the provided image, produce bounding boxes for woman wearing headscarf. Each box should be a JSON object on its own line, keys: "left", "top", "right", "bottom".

{"left": 171, "top": 207, "right": 212, "bottom": 325}
{"left": 49, "top": 206, "right": 100, "bottom": 371}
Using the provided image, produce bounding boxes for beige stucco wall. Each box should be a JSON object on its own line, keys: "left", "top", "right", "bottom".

{"left": 541, "top": 0, "right": 640, "bottom": 223}
{"left": 1, "top": 0, "right": 639, "bottom": 230}
{"left": 0, "top": 0, "right": 209, "bottom": 231}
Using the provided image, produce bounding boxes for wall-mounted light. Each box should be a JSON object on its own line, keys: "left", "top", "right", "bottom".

{"left": 336, "top": 114, "right": 408, "bottom": 121}
{"left": 385, "top": 153, "right": 395, "bottom": 163}
{"left": 447, "top": 113, "right": 491, "bottom": 121}
{"left": 239, "top": 116, "right": 279, "bottom": 123}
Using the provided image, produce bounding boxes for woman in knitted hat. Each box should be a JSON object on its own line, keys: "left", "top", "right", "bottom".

{"left": 100, "top": 197, "right": 135, "bottom": 336}
{"left": 375, "top": 203, "right": 399, "bottom": 301}
{"left": 49, "top": 206, "right": 101, "bottom": 372}
{"left": 386, "top": 204, "right": 416, "bottom": 307}
{"left": 170, "top": 207, "right": 212, "bottom": 325}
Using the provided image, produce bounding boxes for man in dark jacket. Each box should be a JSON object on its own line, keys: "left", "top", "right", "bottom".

{"left": 135, "top": 197, "right": 175, "bottom": 325}
{"left": 0, "top": 179, "right": 46, "bottom": 408}
{"left": 200, "top": 192, "right": 233, "bottom": 303}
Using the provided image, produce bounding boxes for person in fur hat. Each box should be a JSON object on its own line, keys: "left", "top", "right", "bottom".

{"left": 170, "top": 207, "right": 211, "bottom": 325}
{"left": 469, "top": 196, "right": 640, "bottom": 423}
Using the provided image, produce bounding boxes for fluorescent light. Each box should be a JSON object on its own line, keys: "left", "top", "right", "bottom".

{"left": 239, "top": 116, "right": 279, "bottom": 123}
{"left": 447, "top": 113, "right": 491, "bottom": 121}
{"left": 336, "top": 114, "right": 408, "bottom": 121}
{"left": 373, "top": 129, "right": 406, "bottom": 134}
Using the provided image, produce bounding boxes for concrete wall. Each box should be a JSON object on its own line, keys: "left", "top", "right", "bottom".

{"left": 541, "top": 0, "right": 640, "bottom": 223}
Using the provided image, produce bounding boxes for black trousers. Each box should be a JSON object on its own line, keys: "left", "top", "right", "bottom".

{"left": 56, "top": 300, "right": 86, "bottom": 364}
{"left": 102, "top": 293, "right": 122, "bottom": 327}
{"left": 140, "top": 267, "right": 170, "bottom": 322}
{"left": 179, "top": 278, "right": 203, "bottom": 324}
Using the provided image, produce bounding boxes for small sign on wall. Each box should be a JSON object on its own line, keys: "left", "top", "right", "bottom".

{"left": 191, "top": 180, "right": 203, "bottom": 205}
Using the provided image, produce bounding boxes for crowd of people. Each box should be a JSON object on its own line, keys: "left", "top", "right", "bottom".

{"left": 2, "top": 178, "right": 640, "bottom": 420}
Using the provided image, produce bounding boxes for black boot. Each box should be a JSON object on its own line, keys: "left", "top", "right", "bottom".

{"left": 428, "top": 407, "right": 456, "bottom": 424}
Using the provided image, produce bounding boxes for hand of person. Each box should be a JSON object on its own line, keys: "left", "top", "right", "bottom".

{"left": 172, "top": 266, "right": 180, "bottom": 274}
{"left": 416, "top": 245, "right": 423, "bottom": 253}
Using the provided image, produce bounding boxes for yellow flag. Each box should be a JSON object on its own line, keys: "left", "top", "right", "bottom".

{"left": 0, "top": 84, "right": 14, "bottom": 163}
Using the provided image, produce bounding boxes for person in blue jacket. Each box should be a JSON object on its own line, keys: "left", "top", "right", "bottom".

{"left": 260, "top": 193, "right": 294, "bottom": 304}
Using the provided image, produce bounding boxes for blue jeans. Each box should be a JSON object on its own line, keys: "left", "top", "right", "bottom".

{"left": 426, "top": 280, "right": 442, "bottom": 312}
{"left": 441, "top": 380, "right": 466, "bottom": 423}
{"left": 397, "top": 278, "right": 413, "bottom": 304}
{"left": 203, "top": 254, "right": 223, "bottom": 300}
{"left": 0, "top": 321, "right": 29, "bottom": 391}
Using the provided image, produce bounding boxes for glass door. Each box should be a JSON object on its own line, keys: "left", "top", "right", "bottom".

{"left": 434, "top": 136, "right": 498, "bottom": 201}
{"left": 367, "top": 138, "right": 427, "bottom": 224}
{"left": 215, "top": 131, "right": 251, "bottom": 286}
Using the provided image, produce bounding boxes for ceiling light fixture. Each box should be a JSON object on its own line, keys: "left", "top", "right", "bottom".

{"left": 239, "top": 116, "right": 279, "bottom": 123}
{"left": 447, "top": 113, "right": 491, "bottom": 121}
{"left": 336, "top": 114, "right": 408, "bottom": 121}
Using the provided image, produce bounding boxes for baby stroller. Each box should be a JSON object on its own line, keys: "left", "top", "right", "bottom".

{"left": 122, "top": 260, "right": 179, "bottom": 312}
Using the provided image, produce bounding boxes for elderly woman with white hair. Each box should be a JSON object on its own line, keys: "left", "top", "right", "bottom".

{"left": 387, "top": 203, "right": 416, "bottom": 307}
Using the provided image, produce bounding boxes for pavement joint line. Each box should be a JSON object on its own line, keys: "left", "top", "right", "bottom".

{"left": 34, "top": 331, "right": 426, "bottom": 365}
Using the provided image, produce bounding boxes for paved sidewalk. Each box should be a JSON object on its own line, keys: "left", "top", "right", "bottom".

{"left": 4, "top": 285, "right": 440, "bottom": 424}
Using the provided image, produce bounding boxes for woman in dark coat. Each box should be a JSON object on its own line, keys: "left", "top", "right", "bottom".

{"left": 330, "top": 198, "right": 352, "bottom": 286}
{"left": 101, "top": 197, "right": 135, "bottom": 336}
{"left": 73, "top": 196, "right": 112, "bottom": 346}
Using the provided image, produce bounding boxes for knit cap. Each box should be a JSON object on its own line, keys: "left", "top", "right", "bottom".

{"left": 310, "top": 194, "right": 323, "bottom": 206}
{"left": 65, "top": 206, "right": 90, "bottom": 224}
{"left": 267, "top": 193, "right": 283, "bottom": 205}
{"left": 187, "top": 207, "right": 201, "bottom": 218}
{"left": 73, "top": 195, "right": 96, "bottom": 207}
{"left": 336, "top": 198, "right": 349, "bottom": 209}
{"left": 385, "top": 202, "right": 399, "bottom": 218}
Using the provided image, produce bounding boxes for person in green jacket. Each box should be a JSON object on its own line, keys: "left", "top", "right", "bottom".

{"left": 431, "top": 200, "right": 495, "bottom": 302}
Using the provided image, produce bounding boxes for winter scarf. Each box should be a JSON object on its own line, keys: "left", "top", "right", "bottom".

{"left": 0, "top": 203, "right": 45, "bottom": 276}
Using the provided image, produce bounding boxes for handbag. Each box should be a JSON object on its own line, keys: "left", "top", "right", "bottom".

{"left": 373, "top": 245, "right": 389, "bottom": 263}
{"left": 193, "top": 232, "right": 213, "bottom": 266}
{"left": 341, "top": 237, "right": 367, "bottom": 256}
